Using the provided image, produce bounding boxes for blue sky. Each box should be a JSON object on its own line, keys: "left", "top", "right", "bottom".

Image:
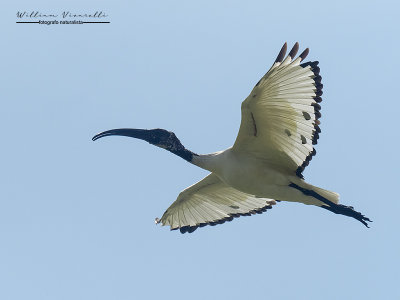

{"left": 2, "top": 0, "right": 399, "bottom": 299}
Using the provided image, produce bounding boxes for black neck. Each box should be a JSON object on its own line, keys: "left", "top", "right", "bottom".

{"left": 92, "top": 128, "right": 198, "bottom": 162}
{"left": 168, "top": 147, "right": 198, "bottom": 162}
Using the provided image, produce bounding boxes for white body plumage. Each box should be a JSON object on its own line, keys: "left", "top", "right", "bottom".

{"left": 192, "top": 149, "right": 335, "bottom": 207}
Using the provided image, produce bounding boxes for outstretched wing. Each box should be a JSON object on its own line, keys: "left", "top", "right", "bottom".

{"left": 158, "top": 173, "right": 276, "bottom": 233}
{"left": 233, "top": 42, "right": 322, "bottom": 178}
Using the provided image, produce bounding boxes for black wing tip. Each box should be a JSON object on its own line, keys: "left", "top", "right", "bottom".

{"left": 314, "top": 124, "right": 321, "bottom": 133}
{"left": 257, "top": 43, "right": 309, "bottom": 88}
{"left": 275, "top": 42, "right": 287, "bottom": 63}
{"left": 288, "top": 42, "right": 299, "bottom": 58}
{"left": 314, "top": 75, "right": 322, "bottom": 84}
{"left": 299, "top": 48, "right": 309, "bottom": 61}
{"left": 296, "top": 59, "right": 323, "bottom": 179}
{"left": 296, "top": 145, "right": 318, "bottom": 179}
{"left": 175, "top": 204, "right": 274, "bottom": 234}
{"left": 279, "top": 43, "right": 313, "bottom": 62}
{"left": 300, "top": 61, "right": 319, "bottom": 68}
{"left": 295, "top": 168, "right": 305, "bottom": 179}
{"left": 314, "top": 96, "right": 322, "bottom": 103}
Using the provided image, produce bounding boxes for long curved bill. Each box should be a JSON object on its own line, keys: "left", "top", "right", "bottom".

{"left": 92, "top": 128, "right": 149, "bottom": 142}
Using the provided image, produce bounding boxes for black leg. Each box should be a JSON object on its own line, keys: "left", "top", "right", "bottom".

{"left": 289, "top": 183, "right": 372, "bottom": 227}
{"left": 320, "top": 204, "right": 372, "bottom": 228}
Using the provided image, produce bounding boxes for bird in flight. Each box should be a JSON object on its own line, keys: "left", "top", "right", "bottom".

{"left": 93, "top": 42, "right": 371, "bottom": 233}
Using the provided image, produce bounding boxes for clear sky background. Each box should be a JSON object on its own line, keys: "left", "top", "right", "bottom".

{"left": 2, "top": 0, "right": 399, "bottom": 299}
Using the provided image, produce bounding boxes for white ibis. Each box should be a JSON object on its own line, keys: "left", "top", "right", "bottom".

{"left": 93, "top": 42, "right": 371, "bottom": 233}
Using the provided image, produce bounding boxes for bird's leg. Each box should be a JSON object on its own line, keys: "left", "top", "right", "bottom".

{"left": 320, "top": 204, "right": 372, "bottom": 228}
{"left": 288, "top": 183, "right": 372, "bottom": 227}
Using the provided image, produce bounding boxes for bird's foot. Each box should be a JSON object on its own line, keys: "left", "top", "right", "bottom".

{"left": 322, "top": 204, "right": 372, "bottom": 228}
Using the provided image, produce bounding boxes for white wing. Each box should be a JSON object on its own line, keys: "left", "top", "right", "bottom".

{"left": 233, "top": 42, "right": 322, "bottom": 178}
{"left": 159, "top": 173, "right": 276, "bottom": 233}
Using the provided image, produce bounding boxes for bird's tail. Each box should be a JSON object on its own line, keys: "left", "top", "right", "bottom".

{"left": 309, "top": 185, "right": 340, "bottom": 205}
{"left": 288, "top": 176, "right": 340, "bottom": 206}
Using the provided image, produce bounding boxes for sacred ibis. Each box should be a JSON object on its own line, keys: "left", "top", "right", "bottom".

{"left": 93, "top": 42, "right": 371, "bottom": 233}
